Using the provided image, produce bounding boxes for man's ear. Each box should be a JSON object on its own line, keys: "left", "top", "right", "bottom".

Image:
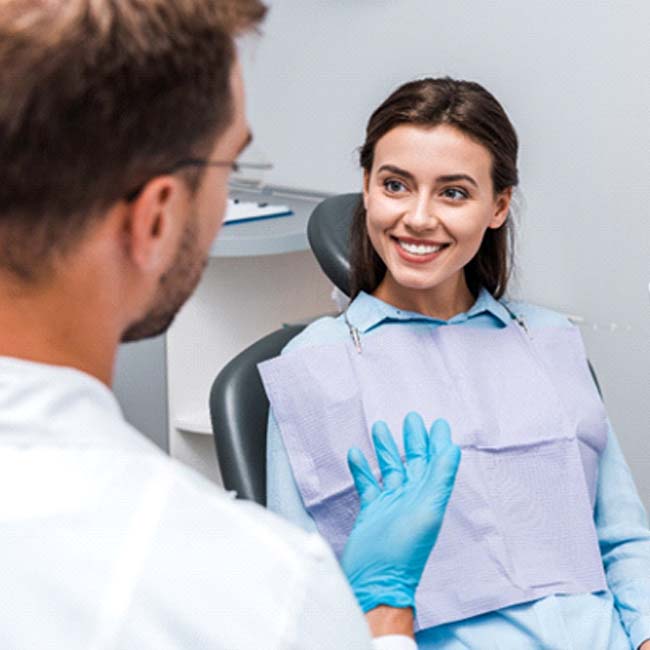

{"left": 123, "top": 176, "right": 185, "bottom": 272}
{"left": 489, "top": 187, "right": 513, "bottom": 229}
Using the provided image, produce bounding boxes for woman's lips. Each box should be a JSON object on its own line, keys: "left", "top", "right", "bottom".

{"left": 391, "top": 236, "right": 450, "bottom": 264}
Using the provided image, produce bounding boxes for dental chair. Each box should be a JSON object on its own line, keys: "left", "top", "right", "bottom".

{"left": 209, "top": 193, "right": 360, "bottom": 505}
{"left": 209, "top": 192, "right": 602, "bottom": 506}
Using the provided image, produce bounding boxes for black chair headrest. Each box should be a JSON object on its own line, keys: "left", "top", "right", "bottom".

{"left": 307, "top": 193, "right": 361, "bottom": 297}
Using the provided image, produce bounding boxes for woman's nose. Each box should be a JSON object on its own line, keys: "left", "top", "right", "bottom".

{"left": 402, "top": 194, "right": 438, "bottom": 231}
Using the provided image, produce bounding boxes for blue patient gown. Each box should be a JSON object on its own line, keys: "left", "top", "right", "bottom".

{"left": 266, "top": 290, "right": 650, "bottom": 650}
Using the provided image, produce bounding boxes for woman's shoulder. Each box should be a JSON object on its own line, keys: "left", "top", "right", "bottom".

{"left": 281, "top": 312, "right": 348, "bottom": 355}
{"left": 501, "top": 298, "right": 575, "bottom": 329}
{"left": 280, "top": 297, "right": 577, "bottom": 354}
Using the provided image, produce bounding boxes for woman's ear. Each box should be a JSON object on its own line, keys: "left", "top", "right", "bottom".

{"left": 362, "top": 170, "right": 370, "bottom": 210}
{"left": 489, "top": 187, "right": 513, "bottom": 229}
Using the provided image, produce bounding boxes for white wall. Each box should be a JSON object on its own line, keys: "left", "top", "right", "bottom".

{"left": 114, "top": 335, "right": 168, "bottom": 452}
{"left": 241, "top": 0, "right": 650, "bottom": 509}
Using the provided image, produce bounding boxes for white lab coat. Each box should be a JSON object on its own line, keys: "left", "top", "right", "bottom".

{"left": 0, "top": 357, "right": 414, "bottom": 650}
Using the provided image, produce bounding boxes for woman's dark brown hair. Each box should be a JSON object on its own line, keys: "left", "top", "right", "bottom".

{"left": 349, "top": 77, "right": 519, "bottom": 300}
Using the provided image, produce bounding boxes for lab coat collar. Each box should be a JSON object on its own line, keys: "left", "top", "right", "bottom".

{"left": 345, "top": 287, "right": 512, "bottom": 334}
{"left": 0, "top": 355, "right": 122, "bottom": 422}
{"left": 0, "top": 355, "right": 160, "bottom": 453}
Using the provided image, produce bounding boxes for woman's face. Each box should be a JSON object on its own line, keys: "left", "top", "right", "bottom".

{"left": 363, "top": 123, "right": 511, "bottom": 309}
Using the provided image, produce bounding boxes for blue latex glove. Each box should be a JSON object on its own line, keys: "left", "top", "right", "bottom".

{"left": 341, "top": 412, "right": 461, "bottom": 613}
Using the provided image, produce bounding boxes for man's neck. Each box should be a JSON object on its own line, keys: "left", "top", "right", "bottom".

{"left": 0, "top": 274, "right": 119, "bottom": 386}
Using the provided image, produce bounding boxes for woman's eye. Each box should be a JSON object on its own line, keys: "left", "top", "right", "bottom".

{"left": 442, "top": 187, "right": 468, "bottom": 201}
{"left": 383, "top": 179, "right": 407, "bottom": 193}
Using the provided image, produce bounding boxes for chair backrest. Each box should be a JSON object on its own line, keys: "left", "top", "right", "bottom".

{"left": 307, "top": 192, "right": 361, "bottom": 296}
{"left": 209, "top": 324, "right": 306, "bottom": 505}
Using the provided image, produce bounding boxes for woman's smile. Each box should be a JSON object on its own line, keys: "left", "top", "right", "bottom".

{"left": 391, "top": 236, "right": 450, "bottom": 264}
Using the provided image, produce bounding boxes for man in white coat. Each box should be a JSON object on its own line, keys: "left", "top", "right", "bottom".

{"left": 0, "top": 1, "right": 460, "bottom": 648}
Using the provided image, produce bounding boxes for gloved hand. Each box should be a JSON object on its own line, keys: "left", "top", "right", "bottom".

{"left": 341, "top": 412, "right": 461, "bottom": 613}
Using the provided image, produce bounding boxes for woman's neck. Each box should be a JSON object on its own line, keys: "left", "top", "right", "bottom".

{"left": 372, "top": 273, "right": 476, "bottom": 321}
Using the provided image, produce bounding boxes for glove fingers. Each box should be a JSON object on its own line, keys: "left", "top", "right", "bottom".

{"left": 428, "top": 417, "right": 452, "bottom": 457}
{"left": 403, "top": 411, "right": 428, "bottom": 480}
{"left": 421, "top": 419, "right": 460, "bottom": 510}
{"left": 424, "top": 441, "right": 461, "bottom": 509}
{"left": 347, "top": 447, "right": 381, "bottom": 508}
{"left": 372, "top": 421, "right": 406, "bottom": 490}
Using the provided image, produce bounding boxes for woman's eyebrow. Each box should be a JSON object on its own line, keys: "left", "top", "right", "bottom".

{"left": 377, "top": 165, "right": 478, "bottom": 189}
{"left": 436, "top": 173, "right": 478, "bottom": 188}
{"left": 377, "top": 164, "right": 415, "bottom": 181}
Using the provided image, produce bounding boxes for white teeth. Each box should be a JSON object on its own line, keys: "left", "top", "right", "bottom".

{"left": 397, "top": 239, "right": 444, "bottom": 255}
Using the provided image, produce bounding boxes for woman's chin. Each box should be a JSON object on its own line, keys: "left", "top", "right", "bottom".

{"left": 386, "top": 271, "right": 444, "bottom": 293}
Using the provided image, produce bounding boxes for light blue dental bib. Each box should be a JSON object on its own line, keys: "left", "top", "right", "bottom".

{"left": 259, "top": 321, "right": 608, "bottom": 629}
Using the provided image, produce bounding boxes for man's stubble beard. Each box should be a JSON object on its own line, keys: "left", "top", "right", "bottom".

{"left": 121, "top": 215, "right": 207, "bottom": 342}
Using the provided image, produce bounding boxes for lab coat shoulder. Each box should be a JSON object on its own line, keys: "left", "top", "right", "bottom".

{"left": 118, "top": 454, "right": 374, "bottom": 649}
{"left": 0, "top": 357, "right": 377, "bottom": 649}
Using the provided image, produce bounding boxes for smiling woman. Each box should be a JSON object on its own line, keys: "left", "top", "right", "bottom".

{"left": 363, "top": 123, "right": 511, "bottom": 320}
{"left": 263, "top": 77, "right": 650, "bottom": 650}
{"left": 350, "top": 78, "right": 518, "bottom": 313}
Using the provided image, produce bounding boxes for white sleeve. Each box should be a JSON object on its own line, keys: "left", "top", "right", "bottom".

{"left": 372, "top": 636, "right": 417, "bottom": 650}
{"left": 290, "top": 534, "right": 416, "bottom": 650}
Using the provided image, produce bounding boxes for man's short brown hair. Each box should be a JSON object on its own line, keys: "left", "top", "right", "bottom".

{"left": 0, "top": 0, "right": 266, "bottom": 280}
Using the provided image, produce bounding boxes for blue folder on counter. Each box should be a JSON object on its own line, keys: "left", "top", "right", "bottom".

{"left": 224, "top": 198, "right": 293, "bottom": 225}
